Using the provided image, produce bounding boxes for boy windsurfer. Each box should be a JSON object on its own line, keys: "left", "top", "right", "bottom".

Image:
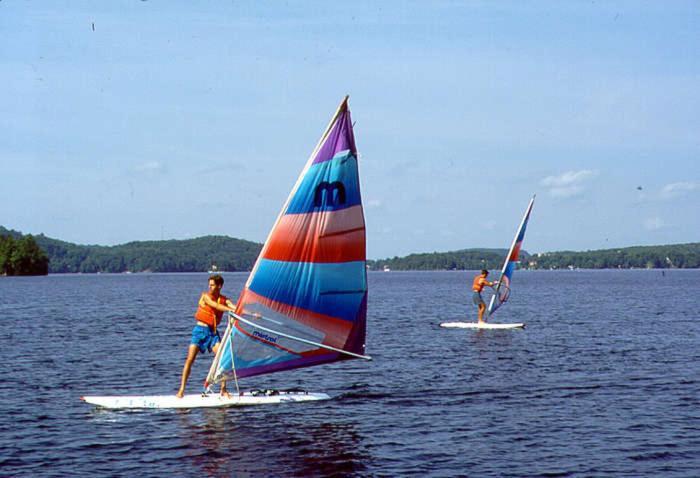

{"left": 472, "top": 269, "right": 496, "bottom": 324}
{"left": 177, "top": 274, "right": 237, "bottom": 398}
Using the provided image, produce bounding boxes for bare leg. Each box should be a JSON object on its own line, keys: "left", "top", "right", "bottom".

{"left": 478, "top": 303, "right": 486, "bottom": 324}
{"left": 177, "top": 345, "right": 199, "bottom": 398}
{"left": 219, "top": 380, "right": 231, "bottom": 398}
{"left": 211, "top": 342, "right": 231, "bottom": 398}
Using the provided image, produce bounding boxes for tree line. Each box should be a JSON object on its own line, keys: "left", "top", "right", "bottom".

{"left": 367, "top": 248, "right": 520, "bottom": 271}
{"left": 530, "top": 243, "right": 700, "bottom": 269}
{"left": 369, "top": 243, "right": 700, "bottom": 271}
{"left": 40, "top": 235, "right": 263, "bottom": 273}
{"left": 3, "top": 225, "right": 699, "bottom": 275}
{"left": 1, "top": 226, "right": 262, "bottom": 274}
{"left": 0, "top": 234, "right": 49, "bottom": 276}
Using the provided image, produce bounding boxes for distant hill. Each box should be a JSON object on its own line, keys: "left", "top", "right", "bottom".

{"left": 369, "top": 243, "right": 700, "bottom": 271}
{"left": 3, "top": 226, "right": 699, "bottom": 273}
{"left": 367, "top": 248, "right": 529, "bottom": 271}
{"left": 530, "top": 243, "right": 700, "bottom": 269}
{"left": 0, "top": 226, "right": 262, "bottom": 273}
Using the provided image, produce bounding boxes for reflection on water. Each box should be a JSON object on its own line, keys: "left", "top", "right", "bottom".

{"left": 281, "top": 421, "right": 369, "bottom": 477}
{"left": 177, "top": 409, "right": 233, "bottom": 476}
{"left": 175, "top": 407, "right": 371, "bottom": 477}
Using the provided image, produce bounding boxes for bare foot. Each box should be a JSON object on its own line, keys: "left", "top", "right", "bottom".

{"left": 176, "top": 390, "right": 184, "bottom": 398}
{"left": 220, "top": 390, "right": 232, "bottom": 399}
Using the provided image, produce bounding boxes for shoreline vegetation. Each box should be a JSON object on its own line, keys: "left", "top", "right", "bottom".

{"left": 368, "top": 243, "right": 700, "bottom": 271}
{"left": 0, "top": 226, "right": 260, "bottom": 276}
{"left": 1, "top": 226, "right": 699, "bottom": 276}
{"left": 0, "top": 234, "right": 49, "bottom": 276}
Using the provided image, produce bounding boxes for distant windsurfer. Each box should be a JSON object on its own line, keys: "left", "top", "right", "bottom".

{"left": 472, "top": 269, "right": 496, "bottom": 324}
{"left": 177, "top": 274, "right": 237, "bottom": 398}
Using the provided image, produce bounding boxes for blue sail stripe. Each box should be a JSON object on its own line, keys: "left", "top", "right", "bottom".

{"left": 286, "top": 151, "right": 361, "bottom": 214}
{"left": 248, "top": 259, "right": 367, "bottom": 322}
{"left": 503, "top": 261, "right": 516, "bottom": 281}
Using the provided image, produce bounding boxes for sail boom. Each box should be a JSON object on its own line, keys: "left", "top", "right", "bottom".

{"left": 229, "top": 312, "right": 372, "bottom": 361}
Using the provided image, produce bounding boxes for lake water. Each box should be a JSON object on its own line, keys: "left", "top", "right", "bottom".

{"left": 1, "top": 270, "right": 699, "bottom": 477}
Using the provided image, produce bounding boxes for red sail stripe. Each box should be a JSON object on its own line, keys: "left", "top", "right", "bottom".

{"left": 262, "top": 205, "right": 366, "bottom": 263}
{"left": 509, "top": 242, "right": 523, "bottom": 262}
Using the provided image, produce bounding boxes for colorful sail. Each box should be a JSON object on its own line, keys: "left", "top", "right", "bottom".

{"left": 487, "top": 196, "right": 535, "bottom": 317}
{"left": 206, "top": 96, "right": 369, "bottom": 386}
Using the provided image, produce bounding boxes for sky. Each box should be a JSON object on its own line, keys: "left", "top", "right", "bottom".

{"left": 1, "top": 1, "right": 698, "bottom": 259}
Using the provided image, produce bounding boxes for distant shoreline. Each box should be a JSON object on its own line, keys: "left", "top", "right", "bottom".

{"left": 2, "top": 268, "right": 695, "bottom": 278}
{"left": 2, "top": 226, "right": 699, "bottom": 274}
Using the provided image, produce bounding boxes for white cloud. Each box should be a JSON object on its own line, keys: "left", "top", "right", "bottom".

{"left": 644, "top": 217, "right": 665, "bottom": 230}
{"left": 660, "top": 181, "right": 699, "bottom": 199}
{"left": 541, "top": 170, "right": 598, "bottom": 198}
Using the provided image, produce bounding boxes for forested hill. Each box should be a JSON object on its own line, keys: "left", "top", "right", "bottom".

{"left": 530, "top": 243, "right": 700, "bottom": 269}
{"left": 367, "top": 248, "right": 526, "bottom": 271}
{"left": 368, "top": 243, "right": 700, "bottom": 271}
{"left": 3, "top": 226, "right": 699, "bottom": 274}
{"left": 0, "top": 226, "right": 262, "bottom": 273}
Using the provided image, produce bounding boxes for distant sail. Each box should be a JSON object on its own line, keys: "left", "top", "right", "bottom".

{"left": 206, "top": 97, "right": 368, "bottom": 386}
{"left": 487, "top": 196, "right": 535, "bottom": 317}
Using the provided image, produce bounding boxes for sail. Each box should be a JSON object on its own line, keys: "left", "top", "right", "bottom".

{"left": 487, "top": 196, "right": 535, "bottom": 317}
{"left": 206, "top": 97, "right": 368, "bottom": 386}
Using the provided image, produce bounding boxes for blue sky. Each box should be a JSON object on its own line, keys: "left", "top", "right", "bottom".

{"left": 1, "top": 1, "right": 698, "bottom": 259}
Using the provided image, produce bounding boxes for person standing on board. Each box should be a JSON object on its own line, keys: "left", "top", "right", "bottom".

{"left": 177, "top": 274, "right": 237, "bottom": 398}
{"left": 472, "top": 269, "right": 496, "bottom": 324}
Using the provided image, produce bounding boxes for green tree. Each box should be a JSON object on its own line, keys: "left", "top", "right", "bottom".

{"left": 11, "top": 235, "right": 49, "bottom": 275}
{"left": 0, "top": 235, "right": 16, "bottom": 275}
{"left": 1, "top": 235, "right": 48, "bottom": 275}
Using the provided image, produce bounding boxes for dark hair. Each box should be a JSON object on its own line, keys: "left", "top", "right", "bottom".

{"left": 209, "top": 274, "right": 224, "bottom": 286}
{"left": 481, "top": 269, "right": 489, "bottom": 275}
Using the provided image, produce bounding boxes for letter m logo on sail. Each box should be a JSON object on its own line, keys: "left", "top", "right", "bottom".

{"left": 285, "top": 151, "right": 362, "bottom": 214}
{"left": 314, "top": 181, "right": 346, "bottom": 207}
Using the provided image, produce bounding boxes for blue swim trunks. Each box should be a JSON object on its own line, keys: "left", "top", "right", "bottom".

{"left": 190, "top": 325, "right": 220, "bottom": 353}
{"left": 472, "top": 291, "right": 485, "bottom": 306}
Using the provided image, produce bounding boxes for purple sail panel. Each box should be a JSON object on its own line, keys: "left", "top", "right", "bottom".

{"left": 311, "top": 106, "right": 356, "bottom": 165}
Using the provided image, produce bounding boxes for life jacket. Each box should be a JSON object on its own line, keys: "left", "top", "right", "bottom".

{"left": 194, "top": 292, "right": 229, "bottom": 329}
{"left": 472, "top": 275, "right": 488, "bottom": 293}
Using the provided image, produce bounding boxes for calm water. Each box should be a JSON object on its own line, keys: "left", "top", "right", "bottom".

{"left": 1, "top": 270, "right": 699, "bottom": 477}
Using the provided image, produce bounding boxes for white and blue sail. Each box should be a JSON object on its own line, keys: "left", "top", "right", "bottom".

{"left": 487, "top": 196, "right": 535, "bottom": 318}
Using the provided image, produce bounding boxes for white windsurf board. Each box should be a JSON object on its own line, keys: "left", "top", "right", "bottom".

{"left": 81, "top": 391, "right": 331, "bottom": 409}
{"left": 440, "top": 322, "right": 525, "bottom": 329}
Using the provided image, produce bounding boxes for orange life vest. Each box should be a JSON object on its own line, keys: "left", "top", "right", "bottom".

{"left": 472, "top": 275, "right": 488, "bottom": 292}
{"left": 194, "top": 292, "right": 229, "bottom": 329}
